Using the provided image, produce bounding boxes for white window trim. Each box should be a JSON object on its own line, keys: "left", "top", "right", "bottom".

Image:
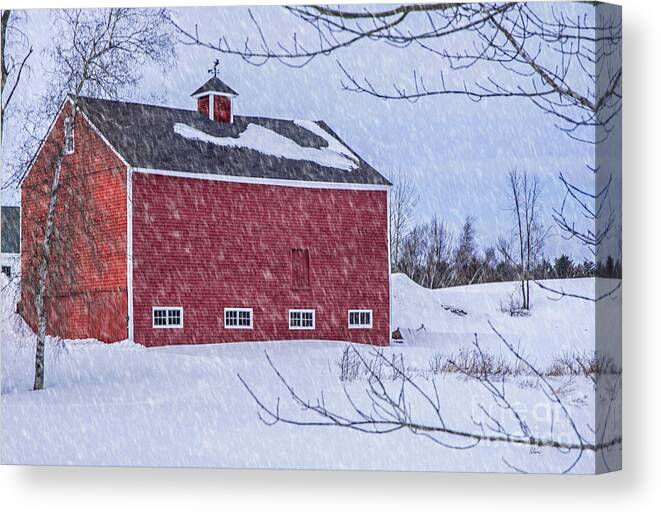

{"left": 224, "top": 307, "right": 254, "bottom": 329}
{"left": 288, "top": 309, "right": 315, "bottom": 330}
{"left": 152, "top": 306, "right": 183, "bottom": 329}
{"left": 64, "top": 117, "right": 75, "bottom": 155}
{"left": 348, "top": 309, "right": 373, "bottom": 329}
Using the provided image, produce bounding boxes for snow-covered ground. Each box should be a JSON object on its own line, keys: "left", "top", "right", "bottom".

{"left": 391, "top": 273, "right": 622, "bottom": 367}
{"left": 1, "top": 274, "right": 621, "bottom": 473}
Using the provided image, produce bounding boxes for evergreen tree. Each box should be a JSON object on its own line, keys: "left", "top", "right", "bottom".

{"left": 554, "top": 255, "right": 574, "bottom": 278}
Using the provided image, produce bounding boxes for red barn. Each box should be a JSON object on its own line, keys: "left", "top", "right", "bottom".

{"left": 20, "top": 77, "right": 392, "bottom": 347}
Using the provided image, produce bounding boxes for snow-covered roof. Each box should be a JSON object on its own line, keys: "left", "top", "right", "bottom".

{"left": 76, "top": 96, "right": 390, "bottom": 187}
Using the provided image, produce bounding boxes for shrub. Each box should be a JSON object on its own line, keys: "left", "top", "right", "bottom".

{"left": 338, "top": 347, "right": 410, "bottom": 382}
{"left": 338, "top": 346, "right": 363, "bottom": 382}
{"left": 428, "top": 349, "right": 526, "bottom": 378}
{"left": 499, "top": 289, "right": 530, "bottom": 317}
{"left": 547, "top": 351, "right": 620, "bottom": 378}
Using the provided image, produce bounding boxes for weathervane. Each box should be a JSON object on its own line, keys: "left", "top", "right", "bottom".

{"left": 208, "top": 59, "right": 220, "bottom": 78}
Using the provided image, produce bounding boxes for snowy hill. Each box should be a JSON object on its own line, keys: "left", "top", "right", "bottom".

{"left": 391, "top": 273, "right": 621, "bottom": 366}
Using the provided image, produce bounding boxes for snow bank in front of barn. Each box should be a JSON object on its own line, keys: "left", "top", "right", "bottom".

{"left": 0, "top": 274, "right": 143, "bottom": 394}
{"left": 1, "top": 274, "right": 36, "bottom": 393}
{"left": 173, "top": 121, "right": 359, "bottom": 171}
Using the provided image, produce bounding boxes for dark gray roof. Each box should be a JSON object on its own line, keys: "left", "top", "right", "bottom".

{"left": 1, "top": 206, "right": 20, "bottom": 254}
{"left": 76, "top": 96, "right": 390, "bottom": 187}
{"left": 191, "top": 77, "right": 238, "bottom": 97}
{"left": 191, "top": 77, "right": 239, "bottom": 96}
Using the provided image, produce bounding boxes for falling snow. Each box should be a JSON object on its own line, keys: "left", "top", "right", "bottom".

{"left": 1, "top": 3, "right": 621, "bottom": 474}
{"left": 1, "top": 274, "right": 621, "bottom": 472}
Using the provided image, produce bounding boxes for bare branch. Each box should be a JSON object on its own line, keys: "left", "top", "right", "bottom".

{"left": 237, "top": 343, "right": 621, "bottom": 471}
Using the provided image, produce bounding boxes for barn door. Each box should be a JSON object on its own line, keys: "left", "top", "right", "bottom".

{"left": 87, "top": 291, "right": 125, "bottom": 342}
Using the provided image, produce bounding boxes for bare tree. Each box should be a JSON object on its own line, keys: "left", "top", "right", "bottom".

{"left": 18, "top": 8, "right": 174, "bottom": 390}
{"left": 535, "top": 162, "right": 622, "bottom": 302}
{"left": 397, "top": 224, "right": 427, "bottom": 283}
{"left": 169, "top": 3, "right": 621, "bottom": 142}
{"left": 1, "top": 9, "right": 33, "bottom": 143}
{"left": 238, "top": 322, "right": 621, "bottom": 473}
{"left": 423, "top": 215, "right": 453, "bottom": 288}
{"left": 169, "top": 3, "right": 621, "bottom": 297}
{"left": 389, "top": 169, "right": 418, "bottom": 269}
{"left": 499, "top": 169, "right": 546, "bottom": 310}
{"left": 169, "top": 5, "right": 620, "bottom": 469}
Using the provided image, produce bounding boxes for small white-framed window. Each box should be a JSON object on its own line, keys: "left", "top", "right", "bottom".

{"left": 224, "top": 307, "right": 253, "bottom": 329}
{"left": 348, "top": 309, "right": 372, "bottom": 329}
{"left": 152, "top": 307, "right": 183, "bottom": 328}
{"left": 63, "top": 117, "right": 75, "bottom": 155}
{"left": 289, "top": 309, "right": 315, "bottom": 330}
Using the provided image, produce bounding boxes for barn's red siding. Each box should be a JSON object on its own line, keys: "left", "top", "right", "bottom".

{"left": 20, "top": 104, "right": 128, "bottom": 342}
{"left": 132, "top": 173, "right": 390, "bottom": 346}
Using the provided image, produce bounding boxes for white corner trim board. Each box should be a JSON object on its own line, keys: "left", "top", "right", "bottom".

{"left": 126, "top": 166, "right": 134, "bottom": 342}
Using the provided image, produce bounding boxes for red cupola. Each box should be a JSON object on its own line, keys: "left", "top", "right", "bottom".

{"left": 191, "top": 76, "right": 238, "bottom": 124}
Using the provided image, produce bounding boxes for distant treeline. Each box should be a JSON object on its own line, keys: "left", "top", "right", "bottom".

{"left": 392, "top": 216, "right": 622, "bottom": 289}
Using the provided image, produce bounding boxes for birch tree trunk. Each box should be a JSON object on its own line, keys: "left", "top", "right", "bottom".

{"left": 19, "top": 8, "right": 173, "bottom": 391}
{"left": 32, "top": 138, "right": 66, "bottom": 390}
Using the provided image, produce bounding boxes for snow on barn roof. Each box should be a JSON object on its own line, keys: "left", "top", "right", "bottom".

{"left": 76, "top": 96, "right": 391, "bottom": 187}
